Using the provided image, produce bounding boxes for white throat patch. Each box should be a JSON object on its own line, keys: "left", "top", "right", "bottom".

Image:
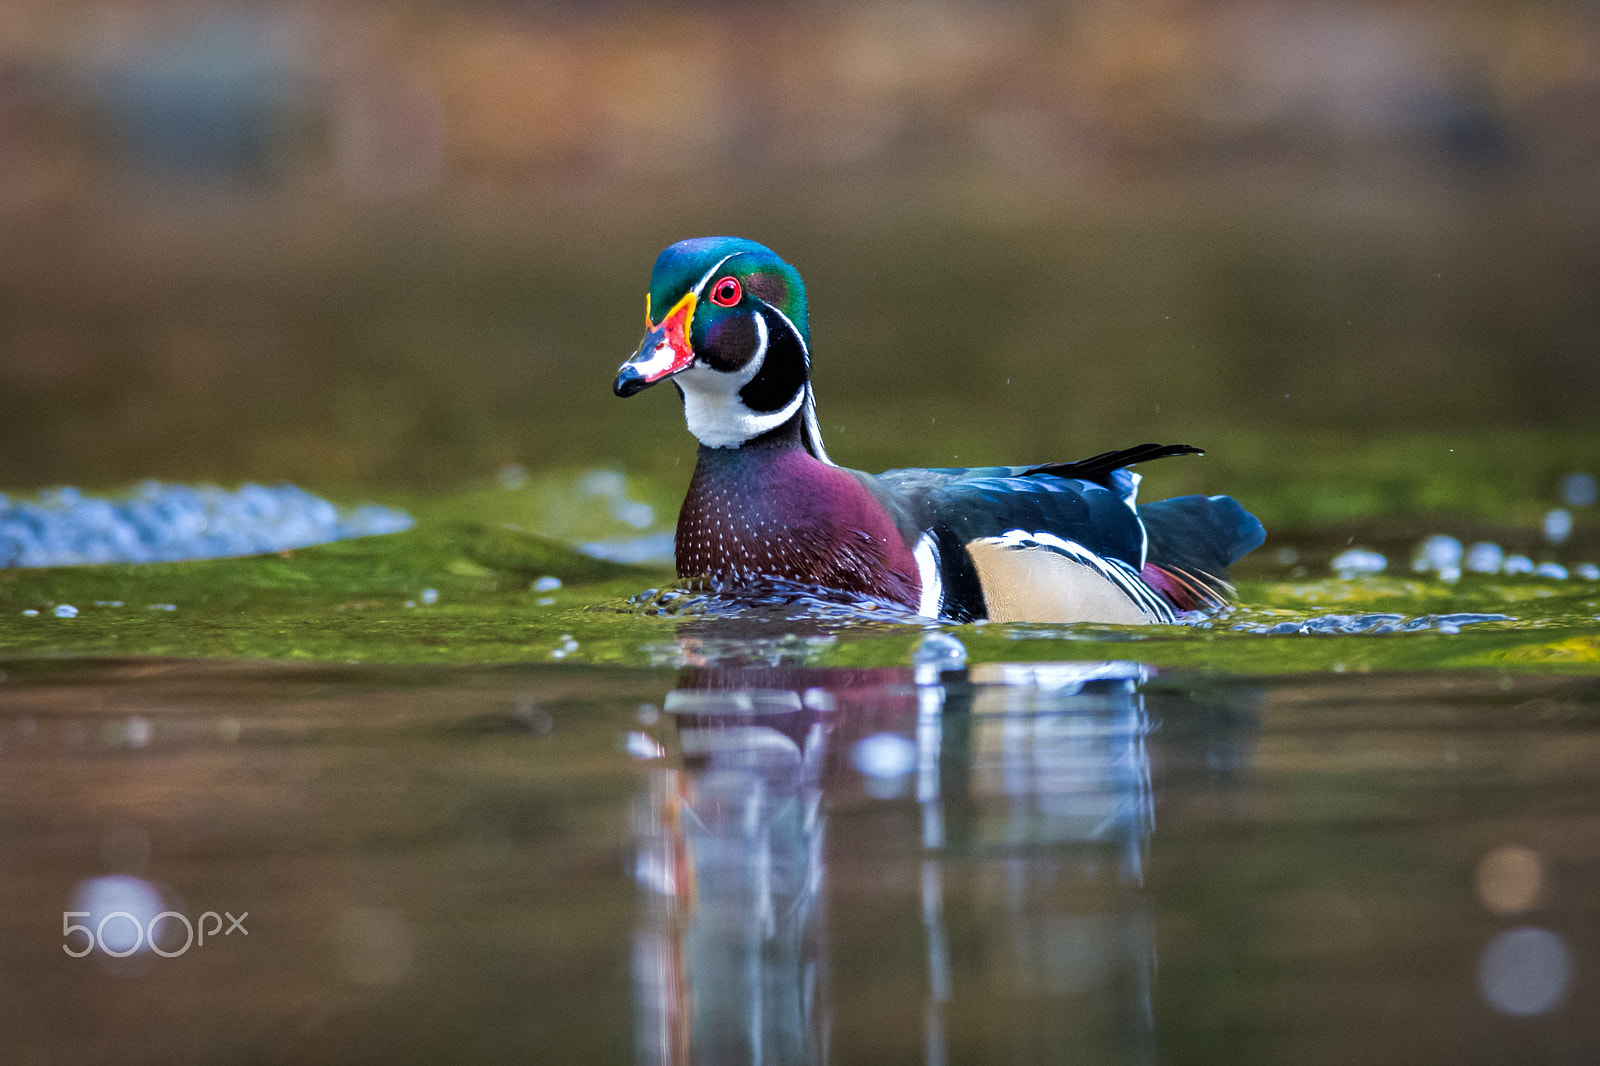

{"left": 680, "top": 311, "right": 806, "bottom": 448}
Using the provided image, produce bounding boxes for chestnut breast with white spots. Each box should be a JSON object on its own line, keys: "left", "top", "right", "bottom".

{"left": 676, "top": 444, "right": 921, "bottom": 608}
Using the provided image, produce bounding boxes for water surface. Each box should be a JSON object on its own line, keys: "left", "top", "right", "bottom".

{"left": 2, "top": 656, "right": 1594, "bottom": 1063}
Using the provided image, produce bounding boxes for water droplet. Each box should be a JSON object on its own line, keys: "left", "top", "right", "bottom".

{"left": 802, "top": 688, "right": 837, "bottom": 712}
{"left": 614, "top": 501, "right": 655, "bottom": 529}
{"left": 70, "top": 875, "right": 167, "bottom": 956}
{"left": 1478, "top": 928, "right": 1570, "bottom": 1016}
{"left": 579, "top": 469, "right": 626, "bottom": 498}
{"left": 1411, "top": 535, "right": 1461, "bottom": 574}
{"left": 1330, "top": 549, "right": 1386, "bottom": 578}
{"left": 624, "top": 732, "right": 664, "bottom": 760}
{"left": 852, "top": 732, "right": 917, "bottom": 780}
{"left": 1465, "top": 542, "right": 1503, "bottom": 573}
{"left": 1559, "top": 472, "right": 1597, "bottom": 507}
{"left": 912, "top": 632, "right": 967, "bottom": 684}
{"left": 497, "top": 464, "right": 528, "bottom": 490}
{"left": 1542, "top": 509, "right": 1573, "bottom": 545}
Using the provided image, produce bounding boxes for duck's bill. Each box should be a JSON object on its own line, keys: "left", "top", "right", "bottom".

{"left": 614, "top": 291, "right": 696, "bottom": 397}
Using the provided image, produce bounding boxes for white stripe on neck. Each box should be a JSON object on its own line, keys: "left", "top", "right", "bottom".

{"left": 760, "top": 302, "right": 834, "bottom": 466}
{"left": 680, "top": 312, "right": 806, "bottom": 447}
{"left": 914, "top": 533, "right": 943, "bottom": 618}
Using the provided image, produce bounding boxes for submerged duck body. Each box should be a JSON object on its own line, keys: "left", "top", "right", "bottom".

{"left": 614, "top": 237, "right": 1265, "bottom": 624}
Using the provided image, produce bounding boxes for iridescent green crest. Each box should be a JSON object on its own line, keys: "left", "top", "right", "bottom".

{"left": 648, "top": 237, "right": 810, "bottom": 348}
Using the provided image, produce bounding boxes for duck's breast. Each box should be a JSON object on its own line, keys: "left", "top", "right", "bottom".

{"left": 677, "top": 449, "right": 920, "bottom": 607}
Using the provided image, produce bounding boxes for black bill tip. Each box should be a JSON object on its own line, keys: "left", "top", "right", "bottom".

{"left": 613, "top": 364, "right": 650, "bottom": 398}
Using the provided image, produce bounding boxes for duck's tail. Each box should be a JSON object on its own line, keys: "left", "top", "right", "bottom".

{"left": 1138, "top": 494, "right": 1266, "bottom": 610}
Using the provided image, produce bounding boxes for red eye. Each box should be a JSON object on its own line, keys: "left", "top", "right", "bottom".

{"left": 708, "top": 276, "right": 741, "bottom": 307}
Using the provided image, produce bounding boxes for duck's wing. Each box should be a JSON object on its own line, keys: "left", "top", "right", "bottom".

{"left": 911, "top": 472, "right": 1149, "bottom": 568}
{"left": 875, "top": 441, "right": 1203, "bottom": 564}
{"left": 872, "top": 443, "right": 1258, "bottom": 623}
{"left": 874, "top": 465, "right": 1169, "bottom": 623}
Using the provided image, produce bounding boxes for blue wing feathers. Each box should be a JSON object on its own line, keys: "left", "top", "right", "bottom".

{"left": 897, "top": 473, "right": 1147, "bottom": 568}
{"left": 873, "top": 445, "right": 1262, "bottom": 586}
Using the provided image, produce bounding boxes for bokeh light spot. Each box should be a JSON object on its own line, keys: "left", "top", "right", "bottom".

{"left": 1478, "top": 927, "right": 1569, "bottom": 1016}
{"left": 1477, "top": 845, "right": 1543, "bottom": 915}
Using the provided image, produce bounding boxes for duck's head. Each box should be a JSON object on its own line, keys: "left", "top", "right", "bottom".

{"left": 614, "top": 236, "right": 831, "bottom": 461}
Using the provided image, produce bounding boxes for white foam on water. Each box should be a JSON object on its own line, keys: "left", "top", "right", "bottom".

{"left": 0, "top": 483, "right": 412, "bottom": 567}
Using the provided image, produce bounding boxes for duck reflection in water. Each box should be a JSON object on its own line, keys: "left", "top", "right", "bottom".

{"left": 632, "top": 658, "right": 1244, "bottom": 1065}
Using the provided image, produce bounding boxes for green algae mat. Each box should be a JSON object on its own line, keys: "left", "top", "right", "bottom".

{"left": 3, "top": 450, "right": 1598, "bottom": 675}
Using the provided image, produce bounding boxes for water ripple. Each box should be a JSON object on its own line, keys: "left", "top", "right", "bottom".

{"left": 618, "top": 576, "right": 929, "bottom": 626}
{"left": 1229, "top": 612, "right": 1513, "bottom": 636}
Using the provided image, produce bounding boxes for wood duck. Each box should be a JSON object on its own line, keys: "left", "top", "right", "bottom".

{"left": 613, "top": 237, "right": 1265, "bottom": 624}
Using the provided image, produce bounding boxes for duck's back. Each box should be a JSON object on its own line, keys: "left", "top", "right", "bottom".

{"left": 873, "top": 460, "right": 1264, "bottom": 624}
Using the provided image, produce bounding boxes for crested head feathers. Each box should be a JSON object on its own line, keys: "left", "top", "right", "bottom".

{"left": 622, "top": 237, "right": 832, "bottom": 463}
{"left": 648, "top": 237, "right": 810, "bottom": 351}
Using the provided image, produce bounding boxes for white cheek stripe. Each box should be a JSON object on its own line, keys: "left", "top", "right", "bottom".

{"left": 747, "top": 308, "right": 770, "bottom": 384}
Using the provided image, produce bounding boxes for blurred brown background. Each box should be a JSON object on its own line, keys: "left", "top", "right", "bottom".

{"left": 2, "top": 0, "right": 1597, "bottom": 492}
